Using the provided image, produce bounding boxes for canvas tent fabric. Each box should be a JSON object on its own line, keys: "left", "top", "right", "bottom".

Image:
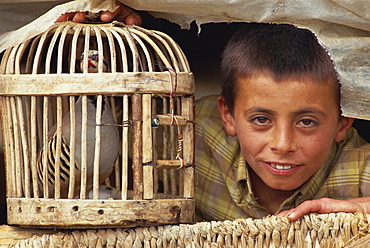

{"left": 0, "top": 0, "right": 369, "bottom": 119}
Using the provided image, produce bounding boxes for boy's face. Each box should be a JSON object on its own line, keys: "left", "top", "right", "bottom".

{"left": 218, "top": 73, "right": 353, "bottom": 191}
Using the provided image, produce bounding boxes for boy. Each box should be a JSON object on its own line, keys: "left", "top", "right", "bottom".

{"left": 62, "top": 4, "right": 370, "bottom": 221}
{"left": 195, "top": 23, "right": 370, "bottom": 221}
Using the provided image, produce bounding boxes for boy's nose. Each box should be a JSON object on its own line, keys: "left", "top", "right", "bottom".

{"left": 269, "top": 125, "right": 297, "bottom": 155}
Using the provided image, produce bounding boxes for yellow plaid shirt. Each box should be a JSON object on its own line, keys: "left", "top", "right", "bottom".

{"left": 195, "top": 95, "right": 370, "bottom": 221}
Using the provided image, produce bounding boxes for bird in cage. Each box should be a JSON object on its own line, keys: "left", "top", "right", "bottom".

{"left": 88, "top": 185, "right": 118, "bottom": 199}
{"left": 80, "top": 50, "right": 108, "bottom": 73}
{"left": 37, "top": 95, "right": 120, "bottom": 198}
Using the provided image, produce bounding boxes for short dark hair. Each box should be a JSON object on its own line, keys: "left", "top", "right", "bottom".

{"left": 220, "top": 23, "right": 340, "bottom": 113}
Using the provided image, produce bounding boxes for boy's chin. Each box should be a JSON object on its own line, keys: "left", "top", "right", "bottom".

{"left": 265, "top": 181, "right": 303, "bottom": 192}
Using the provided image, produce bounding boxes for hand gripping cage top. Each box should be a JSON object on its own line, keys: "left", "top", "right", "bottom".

{"left": 0, "top": 21, "right": 195, "bottom": 228}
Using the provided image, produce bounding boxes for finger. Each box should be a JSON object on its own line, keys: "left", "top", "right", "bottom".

{"left": 72, "top": 12, "right": 87, "bottom": 23}
{"left": 276, "top": 209, "right": 294, "bottom": 218}
{"left": 125, "top": 12, "right": 142, "bottom": 26}
{"left": 100, "top": 2, "right": 142, "bottom": 25}
{"left": 283, "top": 200, "right": 325, "bottom": 221}
{"left": 56, "top": 12, "right": 76, "bottom": 22}
{"left": 286, "top": 198, "right": 365, "bottom": 221}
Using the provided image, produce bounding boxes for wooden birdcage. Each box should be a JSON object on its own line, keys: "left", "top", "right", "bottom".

{"left": 0, "top": 21, "right": 195, "bottom": 228}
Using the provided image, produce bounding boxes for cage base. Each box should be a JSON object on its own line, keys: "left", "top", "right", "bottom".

{"left": 7, "top": 197, "right": 194, "bottom": 229}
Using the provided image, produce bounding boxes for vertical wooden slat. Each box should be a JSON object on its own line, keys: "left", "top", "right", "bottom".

{"left": 54, "top": 96, "right": 63, "bottom": 199}
{"left": 142, "top": 94, "right": 152, "bottom": 164}
{"left": 68, "top": 96, "right": 76, "bottom": 199}
{"left": 10, "top": 97, "right": 23, "bottom": 197}
{"left": 92, "top": 95, "right": 103, "bottom": 199}
{"left": 6, "top": 45, "right": 18, "bottom": 75}
{"left": 112, "top": 27, "right": 139, "bottom": 72}
{"left": 4, "top": 97, "right": 15, "bottom": 197}
{"left": 42, "top": 96, "right": 49, "bottom": 198}
{"left": 69, "top": 26, "right": 82, "bottom": 74}
{"left": 80, "top": 95, "right": 88, "bottom": 199}
{"left": 57, "top": 24, "right": 71, "bottom": 74}
{"left": 169, "top": 101, "right": 177, "bottom": 196}
{"left": 45, "top": 25, "right": 63, "bottom": 74}
{"left": 121, "top": 95, "right": 129, "bottom": 200}
{"left": 94, "top": 26, "right": 105, "bottom": 73}
{"left": 152, "top": 97, "right": 159, "bottom": 194}
{"left": 109, "top": 29, "right": 128, "bottom": 72}
{"left": 81, "top": 26, "right": 91, "bottom": 73}
{"left": 142, "top": 94, "right": 153, "bottom": 199}
{"left": 101, "top": 27, "right": 117, "bottom": 73}
{"left": 109, "top": 97, "right": 120, "bottom": 192}
{"left": 30, "top": 96, "right": 39, "bottom": 198}
{"left": 181, "top": 96, "right": 195, "bottom": 198}
{"left": 132, "top": 94, "right": 143, "bottom": 200}
{"left": 162, "top": 97, "right": 169, "bottom": 194}
{"left": 16, "top": 97, "right": 31, "bottom": 198}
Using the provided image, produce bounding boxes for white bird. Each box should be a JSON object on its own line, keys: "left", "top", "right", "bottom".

{"left": 37, "top": 95, "right": 120, "bottom": 198}
{"left": 88, "top": 185, "right": 118, "bottom": 199}
{"left": 80, "top": 50, "right": 108, "bottom": 73}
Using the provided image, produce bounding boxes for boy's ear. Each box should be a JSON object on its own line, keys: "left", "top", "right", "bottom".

{"left": 334, "top": 117, "right": 355, "bottom": 143}
{"left": 218, "top": 96, "right": 237, "bottom": 136}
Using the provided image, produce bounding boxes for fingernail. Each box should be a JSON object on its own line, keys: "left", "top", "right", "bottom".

{"left": 288, "top": 212, "right": 295, "bottom": 218}
{"left": 101, "top": 12, "right": 111, "bottom": 20}
{"left": 126, "top": 16, "right": 137, "bottom": 25}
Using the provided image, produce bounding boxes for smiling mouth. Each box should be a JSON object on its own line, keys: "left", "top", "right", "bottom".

{"left": 270, "top": 163, "right": 297, "bottom": 170}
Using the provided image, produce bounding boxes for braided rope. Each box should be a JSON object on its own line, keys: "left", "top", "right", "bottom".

{"left": 11, "top": 212, "right": 370, "bottom": 248}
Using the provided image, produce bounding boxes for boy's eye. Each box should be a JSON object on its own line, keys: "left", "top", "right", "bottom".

{"left": 251, "top": 116, "right": 270, "bottom": 125}
{"left": 298, "top": 119, "right": 318, "bottom": 127}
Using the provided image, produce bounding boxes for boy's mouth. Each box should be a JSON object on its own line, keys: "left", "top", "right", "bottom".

{"left": 270, "top": 163, "right": 297, "bottom": 170}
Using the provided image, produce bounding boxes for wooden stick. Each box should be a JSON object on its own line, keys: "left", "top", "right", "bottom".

{"left": 152, "top": 97, "right": 159, "bottom": 194}
{"left": 4, "top": 97, "right": 15, "bottom": 197}
{"left": 10, "top": 97, "right": 23, "bottom": 197}
{"left": 162, "top": 97, "right": 169, "bottom": 194}
{"left": 42, "top": 96, "right": 49, "bottom": 198}
{"left": 109, "top": 96, "right": 120, "bottom": 192}
{"left": 155, "top": 114, "right": 187, "bottom": 126}
{"left": 121, "top": 94, "right": 129, "bottom": 200}
{"left": 92, "top": 95, "right": 103, "bottom": 199}
{"left": 181, "top": 96, "right": 195, "bottom": 198}
{"left": 155, "top": 159, "right": 188, "bottom": 169}
{"left": 54, "top": 96, "right": 63, "bottom": 199}
{"left": 68, "top": 96, "right": 76, "bottom": 199}
{"left": 16, "top": 96, "right": 31, "bottom": 198}
{"left": 142, "top": 94, "right": 153, "bottom": 199}
{"left": 142, "top": 94, "right": 152, "bottom": 164}
{"left": 169, "top": 100, "right": 176, "bottom": 196}
{"left": 132, "top": 94, "right": 143, "bottom": 200}
{"left": 57, "top": 25, "right": 71, "bottom": 75}
{"left": 30, "top": 96, "right": 39, "bottom": 198}
{"left": 79, "top": 95, "right": 88, "bottom": 199}
{"left": 101, "top": 27, "right": 117, "bottom": 73}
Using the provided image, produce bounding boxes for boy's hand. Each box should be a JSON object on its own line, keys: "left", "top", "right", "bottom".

{"left": 56, "top": 1, "right": 142, "bottom": 25}
{"left": 276, "top": 197, "right": 370, "bottom": 221}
